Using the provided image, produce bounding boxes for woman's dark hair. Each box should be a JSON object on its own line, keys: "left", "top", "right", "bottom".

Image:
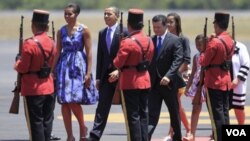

{"left": 152, "top": 14, "right": 167, "bottom": 26}
{"left": 167, "top": 12, "right": 182, "bottom": 36}
{"left": 65, "top": 3, "right": 80, "bottom": 15}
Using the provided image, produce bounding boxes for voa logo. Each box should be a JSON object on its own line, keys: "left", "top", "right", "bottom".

{"left": 226, "top": 129, "right": 246, "bottom": 136}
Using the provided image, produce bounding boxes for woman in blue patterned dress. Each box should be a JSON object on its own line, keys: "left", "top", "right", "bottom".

{"left": 52, "top": 3, "right": 98, "bottom": 141}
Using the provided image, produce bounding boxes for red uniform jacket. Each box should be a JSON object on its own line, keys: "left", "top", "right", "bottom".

{"left": 113, "top": 31, "right": 154, "bottom": 90}
{"left": 200, "top": 31, "right": 234, "bottom": 91}
{"left": 15, "top": 32, "right": 56, "bottom": 96}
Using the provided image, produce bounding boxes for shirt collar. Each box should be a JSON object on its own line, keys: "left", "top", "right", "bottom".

{"left": 108, "top": 23, "right": 118, "bottom": 31}
{"left": 158, "top": 30, "right": 167, "bottom": 40}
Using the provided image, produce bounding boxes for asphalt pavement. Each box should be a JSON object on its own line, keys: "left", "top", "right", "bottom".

{"left": 2, "top": 89, "right": 250, "bottom": 141}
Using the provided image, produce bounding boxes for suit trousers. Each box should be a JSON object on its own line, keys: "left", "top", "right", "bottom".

{"left": 148, "top": 80, "right": 182, "bottom": 141}
{"left": 206, "top": 88, "right": 230, "bottom": 141}
{"left": 122, "top": 89, "right": 149, "bottom": 141}
{"left": 89, "top": 75, "right": 117, "bottom": 140}
{"left": 24, "top": 94, "right": 55, "bottom": 141}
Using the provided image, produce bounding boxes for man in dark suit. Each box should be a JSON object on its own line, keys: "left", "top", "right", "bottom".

{"left": 85, "top": 6, "right": 128, "bottom": 141}
{"left": 147, "top": 14, "right": 183, "bottom": 141}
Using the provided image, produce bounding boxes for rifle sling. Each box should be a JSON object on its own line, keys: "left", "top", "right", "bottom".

{"left": 26, "top": 38, "right": 54, "bottom": 75}
{"left": 121, "top": 37, "right": 150, "bottom": 71}
{"left": 205, "top": 38, "right": 232, "bottom": 70}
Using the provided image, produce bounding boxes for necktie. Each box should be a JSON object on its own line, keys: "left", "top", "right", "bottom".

{"left": 157, "top": 36, "right": 162, "bottom": 55}
{"left": 106, "top": 28, "right": 112, "bottom": 53}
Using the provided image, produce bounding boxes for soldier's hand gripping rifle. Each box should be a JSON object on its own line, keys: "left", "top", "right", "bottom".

{"left": 192, "top": 17, "right": 207, "bottom": 105}
{"left": 9, "top": 16, "right": 24, "bottom": 114}
{"left": 112, "top": 11, "right": 123, "bottom": 105}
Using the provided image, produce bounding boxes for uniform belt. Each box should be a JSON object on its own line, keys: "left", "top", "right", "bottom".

{"left": 204, "top": 64, "right": 221, "bottom": 70}
{"left": 120, "top": 65, "right": 137, "bottom": 72}
{"left": 25, "top": 71, "right": 40, "bottom": 75}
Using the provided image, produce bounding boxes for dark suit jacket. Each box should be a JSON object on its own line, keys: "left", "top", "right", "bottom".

{"left": 149, "top": 32, "right": 183, "bottom": 87}
{"left": 96, "top": 25, "right": 128, "bottom": 87}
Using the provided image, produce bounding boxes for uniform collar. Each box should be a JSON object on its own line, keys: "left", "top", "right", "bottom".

{"left": 216, "top": 31, "right": 228, "bottom": 37}
{"left": 34, "top": 31, "right": 46, "bottom": 36}
{"left": 129, "top": 30, "right": 142, "bottom": 36}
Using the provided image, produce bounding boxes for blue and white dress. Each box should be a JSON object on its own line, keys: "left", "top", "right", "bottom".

{"left": 56, "top": 24, "right": 98, "bottom": 105}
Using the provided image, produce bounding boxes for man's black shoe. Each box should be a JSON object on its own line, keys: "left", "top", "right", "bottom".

{"left": 50, "top": 134, "right": 61, "bottom": 140}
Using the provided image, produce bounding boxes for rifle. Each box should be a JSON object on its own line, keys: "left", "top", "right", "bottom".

{"left": 192, "top": 17, "right": 207, "bottom": 105}
{"left": 119, "top": 11, "right": 124, "bottom": 41}
{"left": 9, "top": 16, "right": 24, "bottom": 114}
{"left": 52, "top": 21, "right": 55, "bottom": 40}
{"left": 232, "top": 16, "right": 235, "bottom": 40}
{"left": 148, "top": 20, "right": 151, "bottom": 36}
{"left": 112, "top": 11, "right": 123, "bottom": 105}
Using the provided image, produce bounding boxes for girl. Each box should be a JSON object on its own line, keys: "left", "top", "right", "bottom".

{"left": 183, "top": 34, "right": 206, "bottom": 141}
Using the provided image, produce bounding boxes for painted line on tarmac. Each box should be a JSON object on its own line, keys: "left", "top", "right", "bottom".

{"left": 57, "top": 106, "right": 250, "bottom": 124}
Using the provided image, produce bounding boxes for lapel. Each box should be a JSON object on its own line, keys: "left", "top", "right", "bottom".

{"left": 110, "top": 26, "right": 120, "bottom": 56}
{"left": 156, "top": 32, "right": 170, "bottom": 60}
{"left": 152, "top": 36, "right": 158, "bottom": 58}
{"left": 103, "top": 28, "right": 110, "bottom": 55}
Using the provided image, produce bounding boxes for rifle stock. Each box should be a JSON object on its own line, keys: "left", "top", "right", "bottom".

{"left": 9, "top": 16, "right": 24, "bottom": 114}
{"left": 193, "top": 17, "right": 207, "bottom": 105}
{"left": 112, "top": 11, "right": 123, "bottom": 105}
{"left": 119, "top": 11, "right": 124, "bottom": 41}
{"left": 9, "top": 84, "right": 20, "bottom": 114}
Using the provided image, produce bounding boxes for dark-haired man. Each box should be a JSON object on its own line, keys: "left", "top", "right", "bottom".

{"left": 85, "top": 6, "right": 128, "bottom": 141}
{"left": 147, "top": 14, "right": 183, "bottom": 141}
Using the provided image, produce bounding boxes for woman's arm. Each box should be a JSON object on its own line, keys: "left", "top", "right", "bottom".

{"left": 83, "top": 26, "right": 92, "bottom": 76}
{"left": 83, "top": 26, "right": 92, "bottom": 88}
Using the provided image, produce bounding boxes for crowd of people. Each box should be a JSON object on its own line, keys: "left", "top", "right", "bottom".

{"left": 13, "top": 2, "right": 249, "bottom": 141}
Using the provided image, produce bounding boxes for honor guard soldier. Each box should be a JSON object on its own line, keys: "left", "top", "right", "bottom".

{"left": 14, "top": 9, "right": 56, "bottom": 141}
{"left": 113, "top": 9, "right": 154, "bottom": 141}
{"left": 199, "top": 12, "right": 234, "bottom": 141}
